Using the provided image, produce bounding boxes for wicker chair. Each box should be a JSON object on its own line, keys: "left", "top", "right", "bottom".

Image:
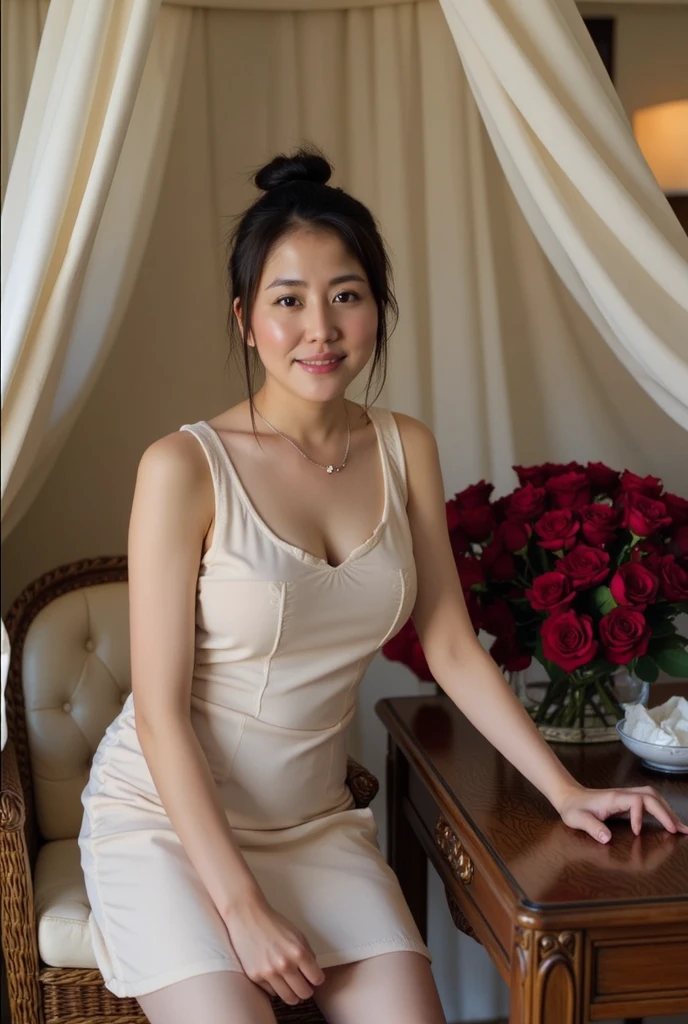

{"left": 1, "top": 556, "right": 380, "bottom": 1024}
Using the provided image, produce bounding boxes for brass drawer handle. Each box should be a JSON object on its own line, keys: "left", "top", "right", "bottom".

{"left": 434, "top": 815, "right": 473, "bottom": 884}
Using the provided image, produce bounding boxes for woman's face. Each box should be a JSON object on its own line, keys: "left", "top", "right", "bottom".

{"left": 235, "top": 226, "right": 378, "bottom": 401}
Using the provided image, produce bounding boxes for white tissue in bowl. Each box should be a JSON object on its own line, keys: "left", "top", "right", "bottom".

{"left": 616, "top": 721, "right": 688, "bottom": 773}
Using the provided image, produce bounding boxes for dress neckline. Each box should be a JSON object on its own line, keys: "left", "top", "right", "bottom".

{"left": 200, "top": 406, "right": 390, "bottom": 572}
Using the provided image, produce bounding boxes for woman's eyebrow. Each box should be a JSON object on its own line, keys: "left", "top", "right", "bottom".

{"left": 266, "top": 273, "right": 366, "bottom": 289}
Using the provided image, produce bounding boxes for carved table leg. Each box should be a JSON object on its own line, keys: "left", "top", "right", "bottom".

{"left": 386, "top": 737, "right": 427, "bottom": 942}
{"left": 509, "top": 926, "right": 584, "bottom": 1024}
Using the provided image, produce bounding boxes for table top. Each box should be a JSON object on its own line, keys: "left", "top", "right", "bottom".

{"left": 376, "top": 683, "right": 688, "bottom": 912}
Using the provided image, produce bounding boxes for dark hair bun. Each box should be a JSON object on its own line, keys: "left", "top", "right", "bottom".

{"left": 254, "top": 148, "right": 332, "bottom": 192}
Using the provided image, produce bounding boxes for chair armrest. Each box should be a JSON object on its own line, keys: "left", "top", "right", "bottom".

{"left": 0, "top": 739, "right": 43, "bottom": 1024}
{"left": 345, "top": 756, "right": 379, "bottom": 808}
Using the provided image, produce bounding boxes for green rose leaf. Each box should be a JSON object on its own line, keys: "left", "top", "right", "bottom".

{"left": 634, "top": 655, "right": 660, "bottom": 683}
{"left": 653, "top": 646, "right": 688, "bottom": 679}
{"left": 592, "top": 586, "right": 617, "bottom": 616}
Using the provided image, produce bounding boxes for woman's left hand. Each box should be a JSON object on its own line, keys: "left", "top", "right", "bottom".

{"left": 557, "top": 784, "right": 688, "bottom": 843}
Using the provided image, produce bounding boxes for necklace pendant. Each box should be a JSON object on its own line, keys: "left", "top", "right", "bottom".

{"left": 326, "top": 465, "right": 334, "bottom": 474}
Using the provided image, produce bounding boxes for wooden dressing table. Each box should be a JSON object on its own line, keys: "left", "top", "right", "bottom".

{"left": 376, "top": 684, "right": 688, "bottom": 1024}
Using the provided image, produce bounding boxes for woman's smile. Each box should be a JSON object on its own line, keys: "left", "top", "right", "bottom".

{"left": 294, "top": 355, "right": 347, "bottom": 374}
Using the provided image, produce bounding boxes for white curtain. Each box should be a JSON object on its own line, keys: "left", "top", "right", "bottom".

{"left": 0, "top": 0, "right": 191, "bottom": 746}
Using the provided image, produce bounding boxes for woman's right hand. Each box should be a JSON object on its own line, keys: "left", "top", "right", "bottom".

{"left": 223, "top": 889, "right": 326, "bottom": 1006}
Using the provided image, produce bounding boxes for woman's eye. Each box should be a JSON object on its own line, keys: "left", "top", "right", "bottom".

{"left": 276, "top": 296, "right": 300, "bottom": 308}
{"left": 334, "top": 291, "right": 360, "bottom": 303}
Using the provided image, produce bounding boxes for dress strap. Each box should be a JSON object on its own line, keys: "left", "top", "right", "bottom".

{"left": 178, "top": 421, "right": 230, "bottom": 563}
{"left": 368, "top": 407, "right": 409, "bottom": 507}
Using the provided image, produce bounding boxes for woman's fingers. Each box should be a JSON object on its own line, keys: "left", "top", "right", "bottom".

{"left": 634, "top": 788, "right": 688, "bottom": 833}
{"left": 603, "top": 788, "right": 688, "bottom": 835}
{"left": 256, "top": 981, "right": 278, "bottom": 999}
{"left": 269, "top": 974, "right": 305, "bottom": 1006}
{"left": 565, "top": 807, "right": 611, "bottom": 843}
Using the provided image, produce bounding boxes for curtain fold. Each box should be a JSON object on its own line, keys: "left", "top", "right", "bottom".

{"left": 0, "top": 0, "right": 191, "bottom": 747}
{"left": 439, "top": 0, "right": 688, "bottom": 429}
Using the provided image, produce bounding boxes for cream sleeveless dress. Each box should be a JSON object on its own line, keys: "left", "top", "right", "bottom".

{"left": 78, "top": 405, "right": 431, "bottom": 998}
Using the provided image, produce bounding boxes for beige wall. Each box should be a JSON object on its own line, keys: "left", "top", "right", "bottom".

{"left": 3, "top": 1, "right": 688, "bottom": 616}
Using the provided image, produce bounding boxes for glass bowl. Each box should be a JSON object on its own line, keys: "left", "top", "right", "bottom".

{"left": 616, "top": 720, "right": 688, "bottom": 774}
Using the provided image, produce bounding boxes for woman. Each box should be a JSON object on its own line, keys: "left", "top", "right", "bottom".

{"left": 79, "top": 148, "right": 687, "bottom": 1024}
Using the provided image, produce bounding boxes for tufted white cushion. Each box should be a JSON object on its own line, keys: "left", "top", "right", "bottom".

{"left": 34, "top": 838, "right": 97, "bottom": 969}
{"left": 22, "top": 581, "right": 131, "bottom": 841}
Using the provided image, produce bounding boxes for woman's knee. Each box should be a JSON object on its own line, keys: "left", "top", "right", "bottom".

{"left": 314, "top": 951, "right": 446, "bottom": 1024}
{"left": 136, "top": 968, "right": 278, "bottom": 1024}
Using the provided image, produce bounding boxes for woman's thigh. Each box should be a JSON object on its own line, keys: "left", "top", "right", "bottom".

{"left": 313, "top": 951, "right": 447, "bottom": 1024}
{"left": 137, "top": 969, "right": 278, "bottom": 1024}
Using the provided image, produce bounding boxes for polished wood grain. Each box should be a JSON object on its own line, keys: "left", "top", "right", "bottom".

{"left": 377, "top": 683, "right": 688, "bottom": 1024}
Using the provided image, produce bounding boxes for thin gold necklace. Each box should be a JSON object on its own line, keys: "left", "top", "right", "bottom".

{"left": 254, "top": 406, "right": 351, "bottom": 474}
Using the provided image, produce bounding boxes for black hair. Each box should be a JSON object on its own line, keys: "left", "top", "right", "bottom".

{"left": 225, "top": 146, "right": 398, "bottom": 430}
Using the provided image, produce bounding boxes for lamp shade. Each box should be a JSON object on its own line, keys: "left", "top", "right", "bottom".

{"left": 633, "top": 100, "right": 688, "bottom": 195}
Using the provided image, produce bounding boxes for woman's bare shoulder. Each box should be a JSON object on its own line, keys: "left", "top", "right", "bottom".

{"left": 138, "top": 427, "right": 209, "bottom": 487}
{"left": 388, "top": 410, "right": 437, "bottom": 452}
{"left": 132, "top": 429, "right": 214, "bottom": 541}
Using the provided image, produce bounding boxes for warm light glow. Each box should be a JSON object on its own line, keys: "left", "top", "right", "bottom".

{"left": 633, "top": 100, "right": 688, "bottom": 195}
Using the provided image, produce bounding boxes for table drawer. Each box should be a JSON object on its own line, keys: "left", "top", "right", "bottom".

{"left": 590, "top": 931, "right": 688, "bottom": 1002}
{"left": 408, "top": 769, "right": 513, "bottom": 967}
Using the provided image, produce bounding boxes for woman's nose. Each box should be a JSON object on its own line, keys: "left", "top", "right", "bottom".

{"left": 305, "top": 300, "right": 338, "bottom": 343}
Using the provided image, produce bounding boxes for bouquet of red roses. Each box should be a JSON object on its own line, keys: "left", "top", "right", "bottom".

{"left": 383, "top": 462, "right": 688, "bottom": 730}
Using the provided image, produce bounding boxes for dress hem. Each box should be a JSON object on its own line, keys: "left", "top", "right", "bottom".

{"left": 102, "top": 939, "right": 432, "bottom": 998}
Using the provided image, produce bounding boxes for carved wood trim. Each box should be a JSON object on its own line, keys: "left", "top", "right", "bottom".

{"left": 444, "top": 886, "right": 482, "bottom": 945}
{"left": 434, "top": 815, "right": 473, "bottom": 884}
{"left": 511, "top": 926, "right": 582, "bottom": 1024}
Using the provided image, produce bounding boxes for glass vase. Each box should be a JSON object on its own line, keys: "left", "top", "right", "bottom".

{"left": 514, "top": 666, "right": 649, "bottom": 744}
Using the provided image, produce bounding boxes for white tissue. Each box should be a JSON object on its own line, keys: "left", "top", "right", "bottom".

{"left": 622, "top": 696, "right": 688, "bottom": 747}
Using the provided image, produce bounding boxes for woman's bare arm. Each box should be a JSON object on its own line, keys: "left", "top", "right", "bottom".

{"left": 128, "top": 433, "right": 260, "bottom": 916}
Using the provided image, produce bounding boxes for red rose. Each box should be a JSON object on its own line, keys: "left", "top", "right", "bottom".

{"left": 620, "top": 492, "right": 672, "bottom": 537}
{"left": 587, "top": 462, "right": 621, "bottom": 496}
{"left": 492, "top": 495, "right": 510, "bottom": 522}
{"left": 513, "top": 464, "right": 549, "bottom": 488}
{"left": 526, "top": 572, "right": 576, "bottom": 614}
{"left": 664, "top": 492, "right": 688, "bottom": 527}
{"left": 534, "top": 509, "right": 580, "bottom": 551}
{"left": 383, "top": 619, "right": 435, "bottom": 682}
{"left": 453, "top": 480, "right": 494, "bottom": 510}
{"left": 455, "top": 505, "right": 496, "bottom": 543}
{"left": 482, "top": 599, "right": 516, "bottom": 640}
{"left": 447, "top": 501, "right": 470, "bottom": 558}
{"left": 512, "top": 462, "right": 584, "bottom": 489}
{"left": 580, "top": 503, "right": 620, "bottom": 547}
{"left": 632, "top": 537, "right": 666, "bottom": 558}
{"left": 599, "top": 607, "right": 652, "bottom": 665}
{"left": 541, "top": 610, "right": 598, "bottom": 672}
{"left": 545, "top": 472, "right": 591, "bottom": 510}
{"left": 455, "top": 555, "right": 485, "bottom": 590}
{"left": 508, "top": 483, "right": 547, "bottom": 522}
{"left": 654, "top": 555, "right": 688, "bottom": 602}
{"left": 446, "top": 502, "right": 461, "bottom": 532}
{"left": 490, "top": 634, "right": 531, "bottom": 672}
{"left": 482, "top": 540, "right": 516, "bottom": 582}
{"left": 545, "top": 461, "right": 586, "bottom": 479}
{"left": 559, "top": 544, "right": 610, "bottom": 589}
{"left": 609, "top": 562, "right": 659, "bottom": 610}
{"left": 619, "top": 470, "right": 663, "bottom": 499}
{"left": 496, "top": 519, "right": 531, "bottom": 552}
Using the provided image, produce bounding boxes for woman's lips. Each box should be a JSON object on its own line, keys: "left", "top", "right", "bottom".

{"left": 295, "top": 356, "right": 346, "bottom": 375}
